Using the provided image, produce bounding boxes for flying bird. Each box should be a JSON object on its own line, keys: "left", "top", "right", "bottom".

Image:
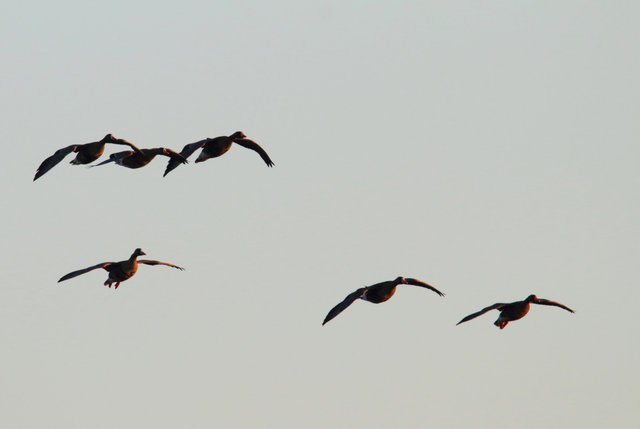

{"left": 34, "top": 134, "right": 141, "bottom": 180}
{"left": 456, "top": 294, "right": 574, "bottom": 329}
{"left": 92, "top": 147, "right": 188, "bottom": 172}
{"left": 322, "top": 277, "right": 444, "bottom": 325}
{"left": 163, "top": 131, "right": 274, "bottom": 176}
{"left": 58, "top": 248, "right": 184, "bottom": 289}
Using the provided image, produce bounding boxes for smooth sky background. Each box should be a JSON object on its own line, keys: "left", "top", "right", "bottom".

{"left": 1, "top": 1, "right": 638, "bottom": 428}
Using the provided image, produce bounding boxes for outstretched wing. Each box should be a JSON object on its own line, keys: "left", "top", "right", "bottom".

{"left": 34, "top": 145, "right": 78, "bottom": 181}
{"left": 404, "top": 278, "right": 445, "bottom": 296}
{"left": 235, "top": 138, "right": 274, "bottom": 167}
{"left": 534, "top": 298, "right": 575, "bottom": 313}
{"left": 322, "top": 288, "right": 368, "bottom": 325}
{"left": 58, "top": 262, "right": 113, "bottom": 282}
{"left": 456, "top": 303, "right": 506, "bottom": 325}
{"left": 138, "top": 260, "right": 185, "bottom": 270}
{"left": 90, "top": 151, "right": 132, "bottom": 167}
{"left": 108, "top": 138, "right": 143, "bottom": 153}
{"left": 164, "top": 140, "right": 206, "bottom": 176}
{"left": 161, "top": 148, "right": 188, "bottom": 164}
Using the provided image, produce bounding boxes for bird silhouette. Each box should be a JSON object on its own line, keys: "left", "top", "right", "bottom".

{"left": 163, "top": 131, "right": 274, "bottom": 176}
{"left": 456, "top": 294, "right": 574, "bottom": 329}
{"left": 34, "top": 134, "right": 141, "bottom": 180}
{"left": 323, "top": 276, "right": 444, "bottom": 325}
{"left": 58, "top": 248, "right": 184, "bottom": 289}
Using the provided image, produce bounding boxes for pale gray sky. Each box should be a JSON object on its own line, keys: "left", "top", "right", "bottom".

{"left": 1, "top": 1, "right": 639, "bottom": 428}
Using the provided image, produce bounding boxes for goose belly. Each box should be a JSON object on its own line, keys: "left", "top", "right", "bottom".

{"left": 199, "top": 142, "right": 232, "bottom": 161}
{"left": 362, "top": 287, "right": 396, "bottom": 304}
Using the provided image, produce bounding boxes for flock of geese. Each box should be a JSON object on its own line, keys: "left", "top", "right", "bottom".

{"left": 35, "top": 133, "right": 575, "bottom": 329}
{"left": 33, "top": 131, "right": 274, "bottom": 180}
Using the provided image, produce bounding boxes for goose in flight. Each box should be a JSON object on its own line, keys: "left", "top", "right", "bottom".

{"left": 322, "top": 277, "right": 444, "bottom": 325}
{"left": 92, "top": 147, "right": 187, "bottom": 171}
{"left": 58, "top": 248, "right": 184, "bottom": 289}
{"left": 456, "top": 294, "right": 574, "bottom": 329}
{"left": 163, "top": 131, "right": 274, "bottom": 176}
{"left": 34, "top": 134, "right": 141, "bottom": 180}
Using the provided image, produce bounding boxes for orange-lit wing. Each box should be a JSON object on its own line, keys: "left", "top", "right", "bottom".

{"left": 138, "top": 260, "right": 185, "bottom": 270}
{"left": 534, "top": 298, "right": 574, "bottom": 313}
{"left": 404, "top": 278, "right": 445, "bottom": 296}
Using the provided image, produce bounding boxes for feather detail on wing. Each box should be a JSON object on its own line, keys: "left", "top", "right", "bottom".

{"left": 58, "top": 262, "right": 113, "bottom": 282}
{"left": 322, "top": 288, "right": 368, "bottom": 325}
{"left": 235, "top": 138, "right": 274, "bottom": 167}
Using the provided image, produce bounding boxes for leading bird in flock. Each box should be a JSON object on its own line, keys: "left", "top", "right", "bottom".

{"left": 456, "top": 294, "right": 574, "bottom": 329}
{"left": 58, "top": 248, "right": 184, "bottom": 290}
{"left": 163, "top": 131, "right": 274, "bottom": 176}
{"left": 322, "top": 276, "right": 444, "bottom": 325}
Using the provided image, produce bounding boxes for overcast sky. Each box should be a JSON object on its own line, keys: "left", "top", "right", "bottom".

{"left": 1, "top": 1, "right": 639, "bottom": 428}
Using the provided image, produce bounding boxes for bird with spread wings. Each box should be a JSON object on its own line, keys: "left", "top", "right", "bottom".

{"left": 456, "top": 294, "right": 574, "bottom": 329}
{"left": 323, "top": 276, "right": 444, "bottom": 325}
{"left": 163, "top": 131, "right": 274, "bottom": 176}
{"left": 58, "top": 248, "right": 184, "bottom": 290}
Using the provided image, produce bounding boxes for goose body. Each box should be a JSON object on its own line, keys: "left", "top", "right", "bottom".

{"left": 93, "top": 147, "right": 187, "bottom": 170}
{"left": 163, "top": 131, "right": 274, "bottom": 176}
{"left": 456, "top": 294, "right": 574, "bottom": 329}
{"left": 322, "top": 276, "right": 444, "bottom": 325}
{"left": 58, "top": 248, "right": 184, "bottom": 289}
{"left": 34, "top": 134, "right": 140, "bottom": 180}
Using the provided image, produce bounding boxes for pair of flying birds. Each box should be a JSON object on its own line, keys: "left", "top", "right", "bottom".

{"left": 58, "top": 248, "right": 574, "bottom": 330}
{"left": 33, "top": 131, "right": 274, "bottom": 181}
{"left": 323, "top": 276, "right": 574, "bottom": 328}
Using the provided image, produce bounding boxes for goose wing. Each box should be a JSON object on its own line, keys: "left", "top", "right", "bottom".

{"left": 91, "top": 151, "right": 132, "bottom": 167}
{"left": 108, "top": 138, "right": 143, "bottom": 153}
{"left": 403, "top": 278, "right": 445, "bottom": 296}
{"left": 58, "top": 262, "right": 113, "bottom": 282}
{"left": 456, "top": 303, "right": 507, "bottom": 325}
{"left": 164, "top": 140, "right": 206, "bottom": 176}
{"left": 534, "top": 298, "right": 574, "bottom": 313}
{"left": 34, "top": 145, "right": 78, "bottom": 181}
{"left": 235, "top": 138, "right": 274, "bottom": 167}
{"left": 161, "top": 148, "right": 188, "bottom": 164}
{"left": 138, "top": 260, "right": 185, "bottom": 270}
{"left": 322, "top": 287, "right": 368, "bottom": 325}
